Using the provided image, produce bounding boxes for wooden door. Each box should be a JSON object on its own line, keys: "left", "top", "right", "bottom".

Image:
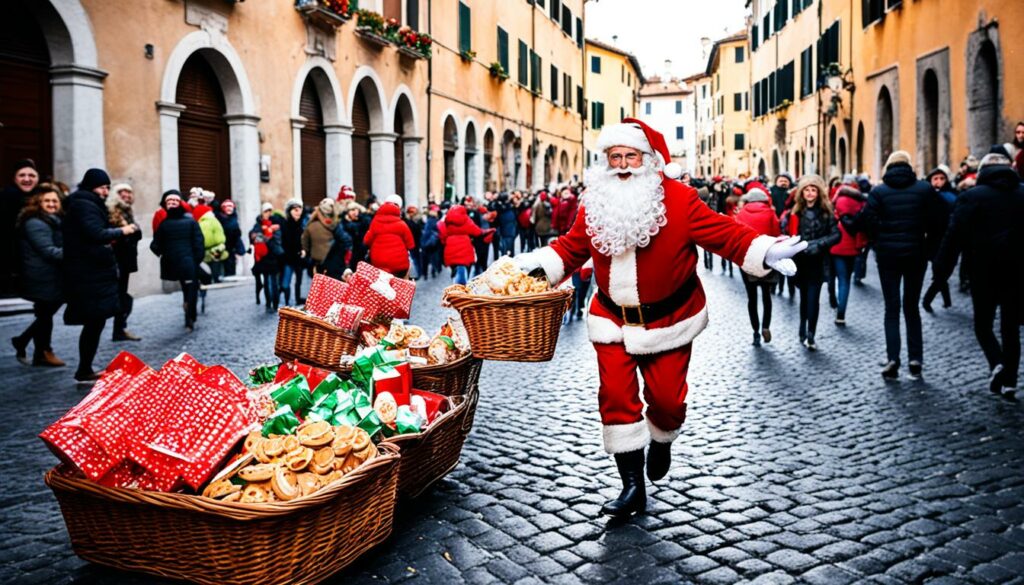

{"left": 176, "top": 54, "right": 231, "bottom": 198}
{"left": 351, "top": 89, "right": 372, "bottom": 203}
{"left": 0, "top": 2, "right": 52, "bottom": 181}
{"left": 299, "top": 77, "right": 326, "bottom": 206}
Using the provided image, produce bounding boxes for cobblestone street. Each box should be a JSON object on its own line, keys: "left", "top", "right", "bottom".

{"left": 1, "top": 260, "right": 1022, "bottom": 585}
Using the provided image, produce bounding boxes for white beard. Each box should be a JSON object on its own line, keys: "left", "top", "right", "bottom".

{"left": 581, "top": 155, "right": 667, "bottom": 257}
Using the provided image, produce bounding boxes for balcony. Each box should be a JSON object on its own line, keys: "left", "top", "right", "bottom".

{"left": 295, "top": 0, "right": 352, "bottom": 29}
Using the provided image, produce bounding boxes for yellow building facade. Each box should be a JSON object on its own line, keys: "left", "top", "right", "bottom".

{"left": 428, "top": 0, "right": 585, "bottom": 197}
{"left": 583, "top": 39, "right": 643, "bottom": 166}
{"left": 706, "top": 32, "right": 752, "bottom": 177}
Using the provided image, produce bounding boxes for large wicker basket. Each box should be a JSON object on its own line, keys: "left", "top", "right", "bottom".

{"left": 44, "top": 443, "right": 400, "bottom": 585}
{"left": 274, "top": 307, "right": 359, "bottom": 370}
{"left": 381, "top": 394, "right": 474, "bottom": 499}
{"left": 443, "top": 288, "right": 573, "bottom": 361}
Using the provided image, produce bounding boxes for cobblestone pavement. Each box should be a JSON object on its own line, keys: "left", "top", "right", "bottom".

{"left": 1, "top": 258, "right": 1022, "bottom": 585}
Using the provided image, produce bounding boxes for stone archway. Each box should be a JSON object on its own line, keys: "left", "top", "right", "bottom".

{"left": 876, "top": 86, "right": 895, "bottom": 176}
{"left": 967, "top": 36, "right": 1001, "bottom": 157}
{"left": 291, "top": 58, "right": 346, "bottom": 203}
{"left": 829, "top": 125, "right": 838, "bottom": 171}
{"left": 838, "top": 137, "right": 847, "bottom": 175}
{"left": 482, "top": 127, "right": 495, "bottom": 191}
{"left": 390, "top": 90, "right": 420, "bottom": 203}
{"left": 348, "top": 70, "right": 390, "bottom": 200}
{"left": 771, "top": 150, "right": 780, "bottom": 177}
{"left": 757, "top": 158, "right": 767, "bottom": 177}
{"left": 442, "top": 115, "right": 459, "bottom": 200}
{"left": 856, "top": 122, "right": 865, "bottom": 174}
{"left": 559, "top": 151, "right": 569, "bottom": 184}
{"left": 463, "top": 119, "right": 480, "bottom": 197}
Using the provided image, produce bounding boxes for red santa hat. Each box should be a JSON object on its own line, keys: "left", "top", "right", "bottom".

{"left": 594, "top": 118, "right": 683, "bottom": 180}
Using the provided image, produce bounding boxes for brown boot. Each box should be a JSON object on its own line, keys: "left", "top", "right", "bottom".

{"left": 33, "top": 350, "right": 66, "bottom": 368}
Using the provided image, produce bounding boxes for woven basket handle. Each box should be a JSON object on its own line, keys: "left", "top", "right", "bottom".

{"left": 460, "top": 389, "right": 478, "bottom": 433}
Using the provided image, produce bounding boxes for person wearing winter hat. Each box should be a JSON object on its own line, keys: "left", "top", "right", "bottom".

{"left": 363, "top": 197, "right": 415, "bottom": 277}
{"left": 106, "top": 183, "right": 143, "bottom": 341}
{"left": 931, "top": 152, "right": 1022, "bottom": 399}
{"left": 62, "top": 168, "right": 139, "bottom": 382}
{"left": 250, "top": 202, "right": 284, "bottom": 313}
{"left": 735, "top": 188, "right": 782, "bottom": 346}
{"left": 829, "top": 185, "right": 868, "bottom": 325}
{"left": 215, "top": 199, "right": 244, "bottom": 277}
{"left": 279, "top": 199, "right": 307, "bottom": 305}
{"left": 921, "top": 165, "right": 957, "bottom": 312}
{"left": 302, "top": 198, "right": 340, "bottom": 274}
{"left": 509, "top": 119, "right": 807, "bottom": 518}
{"left": 768, "top": 174, "right": 792, "bottom": 217}
{"left": 151, "top": 190, "right": 204, "bottom": 330}
{"left": 842, "top": 150, "right": 947, "bottom": 381}
{"left": 2, "top": 159, "right": 42, "bottom": 294}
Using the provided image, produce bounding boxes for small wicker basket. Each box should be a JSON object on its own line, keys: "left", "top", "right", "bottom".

{"left": 382, "top": 394, "right": 474, "bottom": 499}
{"left": 274, "top": 307, "right": 359, "bottom": 370}
{"left": 443, "top": 288, "right": 573, "bottom": 361}
{"left": 44, "top": 443, "right": 400, "bottom": 585}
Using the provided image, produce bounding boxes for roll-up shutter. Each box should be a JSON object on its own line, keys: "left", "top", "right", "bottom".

{"left": 351, "top": 90, "right": 372, "bottom": 203}
{"left": 176, "top": 54, "right": 231, "bottom": 199}
{"left": 299, "top": 78, "right": 327, "bottom": 206}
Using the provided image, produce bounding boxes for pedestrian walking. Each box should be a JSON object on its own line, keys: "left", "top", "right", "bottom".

{"left": 215, "top": 199, "right": 245, "bottom": 277}
{"left": 280, "top": 199, "right": 307, "bottom": 305}
{"left": 302, "top": 198, "right": 340, "bottom": 274}
{"left": 493, "top": 192, "right": 519, "bottom": 258}
{"left": 843, "top": 151, "right": 946, "bottom": 380}
{"left": 768, "top": 173, "right": 792, "bottom": 217}
{"left": 63, "top": 168, "right": 138, "bottom": 382}
{"left": 552, "top": 187, "right": 579, "bottom": 239}
{"left": 420, "top": 205, "right": 442, "bottom": 279}
{"left": 922, "top": 165, "right": 957, "bottom": 312}
{"left": 440, "top": 204, "right": 482, "bottom": 285}
{"left": 830, "top": 185, "right": 868, "bottom": 326}
{"left": 735, "top": 188, "right": 782, "bottom": 346}
{"left": 150, "top": 190, "right": 205, "bottom": 331}
{"left": 2, "top": 159, "right": 40, "bottom": 296}
{"left": 320, "top": 215, "right": 353, "bottom": 280}
{"left": 784, "top": 174, "right": 840, "bottom": 351}
{"left": 11, "top": 184, "right": 65, "bottom": 367}
{"left": 106, "top": 183, "right": 143, "bottom": 341}
{"left": 932, "top": 153, "right": 1023, "bottom": 399}
{"left": 364, "top": 195, "right": 415, "bottom": 278}
{"left": 192, "top": 191, "right": 228, "bottom": 284}
{"left": 531, "top": 191, "right": 555, "bottom": 247}
{"left": 250, "top": 203, "right": 284, "bottom": 313}
{"left": 403, "top": 205, "right": 424, "bottom": 278}
{"left": 341, "top": 202, "right": 369, "bottom": 271}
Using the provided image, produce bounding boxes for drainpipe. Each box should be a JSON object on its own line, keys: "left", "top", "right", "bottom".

{"left": 531, "top": 2, "right": 537, "bottom": 191}
{"left": 426, "top": 0, "right": 433, "bottom": 201}
{"left": 816, "top": 0, "right": 823, "bottom": 176}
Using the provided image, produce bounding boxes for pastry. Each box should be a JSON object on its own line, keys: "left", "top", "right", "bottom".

{"left": 220, "top": 491, "right": 242, "bottom": 503}
{"left": 240, "top": 483, "right": 271, "bottom": 504}
{"left": 243, "top": 431, "right": 262, "bottom": 454}
{"left": 202, "top": 479, "right": 241, "bottom": 500}
{"left": 237, "top": 463, "right": 276, "bottom": 482}
{"left": 271, "top": 467, "right": 299, "bottom": 501}
{"left": 296, "top": 472, "right": 321, "bottom": 497}
{"left": 252, "top": 439, "right": 272, "bottom": 464}
{"left": 350, "top": 428, "right": 371, "bottom": 453}
{"left": 286, "top": 447, "right": 314, "bottom": 472}
{"left": 374, "top": 391, "right": 398, "bottom": 425}
{"left": 263, "top": 437, "right": 285, "bottom": 458}
{"left": 297, "top": 420, "right": 333, "bottom": 447}
{"left": 311, "top": 447, "right": 335, "bottom": 475}
{"left": 283, "top": 435, "right": 301, "bottom": 454}
{"left": 332, "top": 425, "right": 356, "bottom": 457}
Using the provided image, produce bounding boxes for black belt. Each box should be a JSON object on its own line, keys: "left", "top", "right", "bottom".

{"left": 597, "top": 275, "right": 699, "bottom": 326}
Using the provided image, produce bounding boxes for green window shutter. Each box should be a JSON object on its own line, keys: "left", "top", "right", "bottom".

{"left": 518, "top": 40, "right": 528, "bottom": 86}
{"left": 530, "top": 50, "right": 540, "bottom": 93}
{"left": 577, "top": 85, "right": 584, "bottom": 117}
{"left": 551, "top": 65, "right": 559, "bottom": 103}
{"left": 497, "top": 27, "right": 509, "bottom": 73}
{"left": 458, "top": 2, "right": 471, "bottom": 53}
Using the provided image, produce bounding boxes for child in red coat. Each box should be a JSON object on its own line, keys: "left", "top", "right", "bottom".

{"left": 735, "top": 188, "right": 781, "bottom": 346}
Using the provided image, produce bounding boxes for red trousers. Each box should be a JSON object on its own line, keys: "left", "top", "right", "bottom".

{"left": 595, "top": 342, "right": 691, "bottom": 453}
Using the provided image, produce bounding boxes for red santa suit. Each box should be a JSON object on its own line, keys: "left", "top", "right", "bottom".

{"left": 530, "top": 119, "right": 777, "bottom": 454}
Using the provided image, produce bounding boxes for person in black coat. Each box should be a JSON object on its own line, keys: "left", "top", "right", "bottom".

{"left": 931, "top": 153, "right": 1023, "bottom": 399}
{"left": 150, "top": 190, "right": 205, "bottom": 331}
{"left": 842, "top": 151, "right": 947, "bottom": 381}
{"left": 215, "top": 199, "right": 245, "bottom": 277}
{"left": 322, "top": 219, "right": 354, "bottom": 280}
{"left": 341, "top": 203, "right": 368, "bottom": 270}
{"left": 62, "top": 168, "right": 139, "bottom": 382}
{"left": 11, "top": 184, "right": 65, "bottom": 367}
{"left": 107, "top": 183, "right": 143, "bottom": 341}
{"left": 1, "top": 159, "right": 41, "bottom": 296}
{"left": 280, "top": 200, "right": 307, "bottom": 306}
{"left": 403, "top": 205, "right": 424, "bottom": 278}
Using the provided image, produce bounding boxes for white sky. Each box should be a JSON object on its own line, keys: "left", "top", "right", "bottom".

{"left": 585, "top": 0, "right": 749, "bottom": 80}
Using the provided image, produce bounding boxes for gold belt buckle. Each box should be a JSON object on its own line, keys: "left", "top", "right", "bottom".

{"left": 621, "top": 304, "right": 645, "bottom": 326}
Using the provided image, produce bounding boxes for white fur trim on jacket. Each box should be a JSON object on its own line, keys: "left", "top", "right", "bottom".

{"left": 608, "top": 248, "right": 640, "bottom": 305}
{"left": 586, "top": 306, "right": 710, "bottom": 355}
{"left": 648, "top": 418, "right": 681, "bottom": 444}
{"left": 534, "top": 246, "right": 566, "bottom": 285}
{"left": 595, "top": 123, "right": 652, "bottom": 154}
{"left": 602, "top": 420, "right": 650, "bottom": 454}
{"left": 741, "top": 234, "right": 776, "bottom": 278}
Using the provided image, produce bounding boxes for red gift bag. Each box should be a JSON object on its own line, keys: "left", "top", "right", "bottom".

{"left": 347, "top": 262, "right": 416, "bottom": 320}
{"left": 306, "top": 273, "right": 350, "bottom": 318}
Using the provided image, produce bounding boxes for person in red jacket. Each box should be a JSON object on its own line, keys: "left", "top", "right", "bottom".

{"left": 830, "top": 185, "right": 868, "bottom": 325}
{"left": 551, "top": 187, "right": 579, "bottom": 235}
{"left": 735, "top": 188, "right": 782, "bottom": 346}
{"left": 363, "top": 195, "right": 415, "bottom": 278}
{"left": 440, "top": 204, "right": 483, "bottom": 284}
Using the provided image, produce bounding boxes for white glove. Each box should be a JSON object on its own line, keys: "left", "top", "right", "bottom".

{"left": 513, "top": 252, "right": 542, "bottom": 275}
{"left": 764, "top": 235, "right": 808, "bottom": 277}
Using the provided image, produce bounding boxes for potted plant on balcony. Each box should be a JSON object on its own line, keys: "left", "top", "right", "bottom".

{"left": 459, "top": 49, "right": 476, "bottom": 64}
{"left": 354, "top": 9, "right": 390, "bottom": 48}
{"left": 294, "top": 0, "right": 353, "bottom": 28}
{"left": 397, "top": 27, "right": 431, "bottom": 59}
{"left": 488, "top": 62, "right": 509, "bottom": 81}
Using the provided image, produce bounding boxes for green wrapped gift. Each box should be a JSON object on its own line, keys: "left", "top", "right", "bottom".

{"left": 271, "top": 375, "right": 313, "bottom": 415}
{"left": 307, "top": 390, "right": 339, "bottom": 423}
{"left": 262, "top": 404, "right": 300, "bottom": 436}
{"left": 311, "top": 373, "right": 350, "bottom": 404}
{"left": 350, "top": 347, "right": 402, "bottom": 391}
{"left": 357, "top": 409, "right": 383, "bottom": 436}
{"left": 248, "top": 363, "right": 279, "bottom": 386}
{"left": 394, "top": 405, "right": 425, "bottom": 434}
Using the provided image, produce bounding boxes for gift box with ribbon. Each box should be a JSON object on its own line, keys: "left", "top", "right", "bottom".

{"left": 305, "top": 273, "right": 350, "bottom": 318}
{"left": 346, "top": 262, "right": 416, "bottom": 320}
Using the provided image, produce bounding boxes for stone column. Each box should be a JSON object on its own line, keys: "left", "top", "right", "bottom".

{"left": 454, "top": 142, "right": 466, "bottom": 199}
{"left": 368, "top": 131, "right": 397, "bottom": 199}
{"left": 531, "top": 147, "right": 544, "bottom": 191}
{"left": 324, "top": 124, "right": 351, "bottom": 195}
{"left": 156, "top": 101, "right": 187, "bottom": 193}
{"left": 291, "top": 116, "right": 307, "bottom": 200}
{"left": 403, "top": 137, "right": 423, "bottom": 205}
{"left": 224, "top": 113, "right": 261, "bottom": 230}
{"left": 52, "top": 64, "right": 108, "bottom": 182}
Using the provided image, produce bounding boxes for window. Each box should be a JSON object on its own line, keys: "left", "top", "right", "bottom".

{"left": 702, "top": 85, "right": 707, "bottom": 98}
{"left": 762, "top": 13, "right": 770, "bottom": 40}
{"left": 530, "top": 50, "right": 541, "bottom": 93}
{"left": 779, "top": 60, "right": 795, "bottom": 105}
{"left": 620, "top": 107, "right": 625, "bottom": 122}
{"left": 517, "top": 41, "right": 529, "bottom": 86}
{"left": 591, "top": 101, "right": 605, "bottom": 129}
{"left": 744, "top": 92, "right": 749, "bottom": 111}
{"left": 562, "top": 6, "right": 572, "bottom": 36}
{"left": 816, "top": 21, "right": 840, "bottom": 87}
{"left": 564, "top": 73, "right": 572, "bottom": 109}
{"left": 768, "top": 71, "right": 776, "bottom": 110}
{"left": 733, "top": 93, "right": 742, "bottom": 111}
{"left": 406, "top": 0, "right": 419, "bottom": 29}
{"left": 645, "top": 102, "right": 652, "bottom": 115}
{"left": 753, "top": 83, "right": 761, "bottom": 116}
{"left": 550, "top": 0, "right": 560, "bottom": 22}
{"left": 752, "top": 25, "right": 759, "bottom": 51}
{"left": 577, "top": 85, "right": 584, "bottom": 116}
{"left": 551, "top": 65, "right": 559, "bottom": 103}
{"left": 675, "top": 100, "right": 682, "bottom": 114}
{"left": 676, "top": 127, "right": 684, "bottom": 140}
{"left": 591, "top": 55, "right": 601, "bottom": 73}
{"left": 627, "top": 72, "right": 631, "bottom": 86}
{"left": 862, "top": 0, "right": 884, "bottom": 27}
{"left": 575, "top": 18, "right": 583, "bottom": 48}
{"left": 497, "top": 27, "right": 509, "bottom": 74}
{"left": 735, "top": 47, "right": 744, "bottom": 63}
{"left": 734, "top": 133, "right": 745, "bottom": 150}
{"left": 458, "top": 2, "right": 471, "bottom": 53}
{"left": 800, "top": 46, "right": 813, "bottom": 98}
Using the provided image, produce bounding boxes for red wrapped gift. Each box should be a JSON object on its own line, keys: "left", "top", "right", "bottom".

{"left": 371, "top": 364, "right": 411, "bottom": 406}
{"left": 410, "top": 388, "right": 446, "bottom": 425}
{"left": 346, "top": 262, "right": 416, "bottom": 320}
{"left": 274, "top": 360, "right": 331, "bottom": 392}
{"left": 305, "top": 273, "right": 350, "bottom": 318}
{"left": 324, "top": 302, "right": 365, "bottom": 332}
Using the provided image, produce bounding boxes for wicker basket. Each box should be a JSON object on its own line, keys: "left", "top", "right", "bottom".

{"left": 381, "top": 394, "right": 474, "bottom": 499}
{"left": 443, "top": 288, "right": 573, "bottom": 361}
{"left": 274, "top": 307, "right": 359, "bottom": 370}
{"left": 44, "top": 443, "right": 400, "bottom": 585}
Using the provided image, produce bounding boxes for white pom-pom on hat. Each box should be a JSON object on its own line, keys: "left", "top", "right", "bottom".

{"left": 662, "top": 162, "right": 683, "bottom": 180}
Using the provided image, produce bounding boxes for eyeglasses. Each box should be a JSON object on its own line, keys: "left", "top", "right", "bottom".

{"left": 607, "top": 152, "right": 641, "bottom": 164}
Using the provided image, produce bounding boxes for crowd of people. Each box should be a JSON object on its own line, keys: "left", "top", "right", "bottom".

{"left": 2, "top": 122, "right": 1021, "bottom": 394}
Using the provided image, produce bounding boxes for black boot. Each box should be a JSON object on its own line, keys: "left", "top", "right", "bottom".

{"left": 647, "top": 441, "right": 672, "bottom": 481}
{"left": 600, "top": 450, "right": 646, "bottom": 518}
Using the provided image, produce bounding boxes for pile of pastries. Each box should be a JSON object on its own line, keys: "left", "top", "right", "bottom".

{"left": 359, "top": 319, "right": 469, "bottom": 365}
{"left": 446, "top": 257, "right": 550, "bottom": 297}
{"left": 202, "top": 421, "right": 378, "bottom": 503}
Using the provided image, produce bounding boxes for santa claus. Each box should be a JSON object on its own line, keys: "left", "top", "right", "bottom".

{"left": 514, "top": 119, "right": 806, "bottom": 517}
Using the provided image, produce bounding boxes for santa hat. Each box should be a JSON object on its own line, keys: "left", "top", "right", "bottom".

{"left": 337, "top": 185, "right": 356, "bottom": 200}
{"left": 594, "top": 118, "right": 683, "bottom": 180}
{"left": 384, "top": 194, "right": 403, "bottom": 207}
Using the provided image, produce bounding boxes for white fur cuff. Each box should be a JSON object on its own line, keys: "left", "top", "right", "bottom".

{"left": 534, "top": 246, "right": 566, "bottom": 285}
{"left": 741, "top": 235, "right": 776, "bottom": 278}
{"left": 602, "top": 420, "right": 651, "bottom": 454}
{"left": 647, "top": 418, "right": 681, "bottom": 444}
